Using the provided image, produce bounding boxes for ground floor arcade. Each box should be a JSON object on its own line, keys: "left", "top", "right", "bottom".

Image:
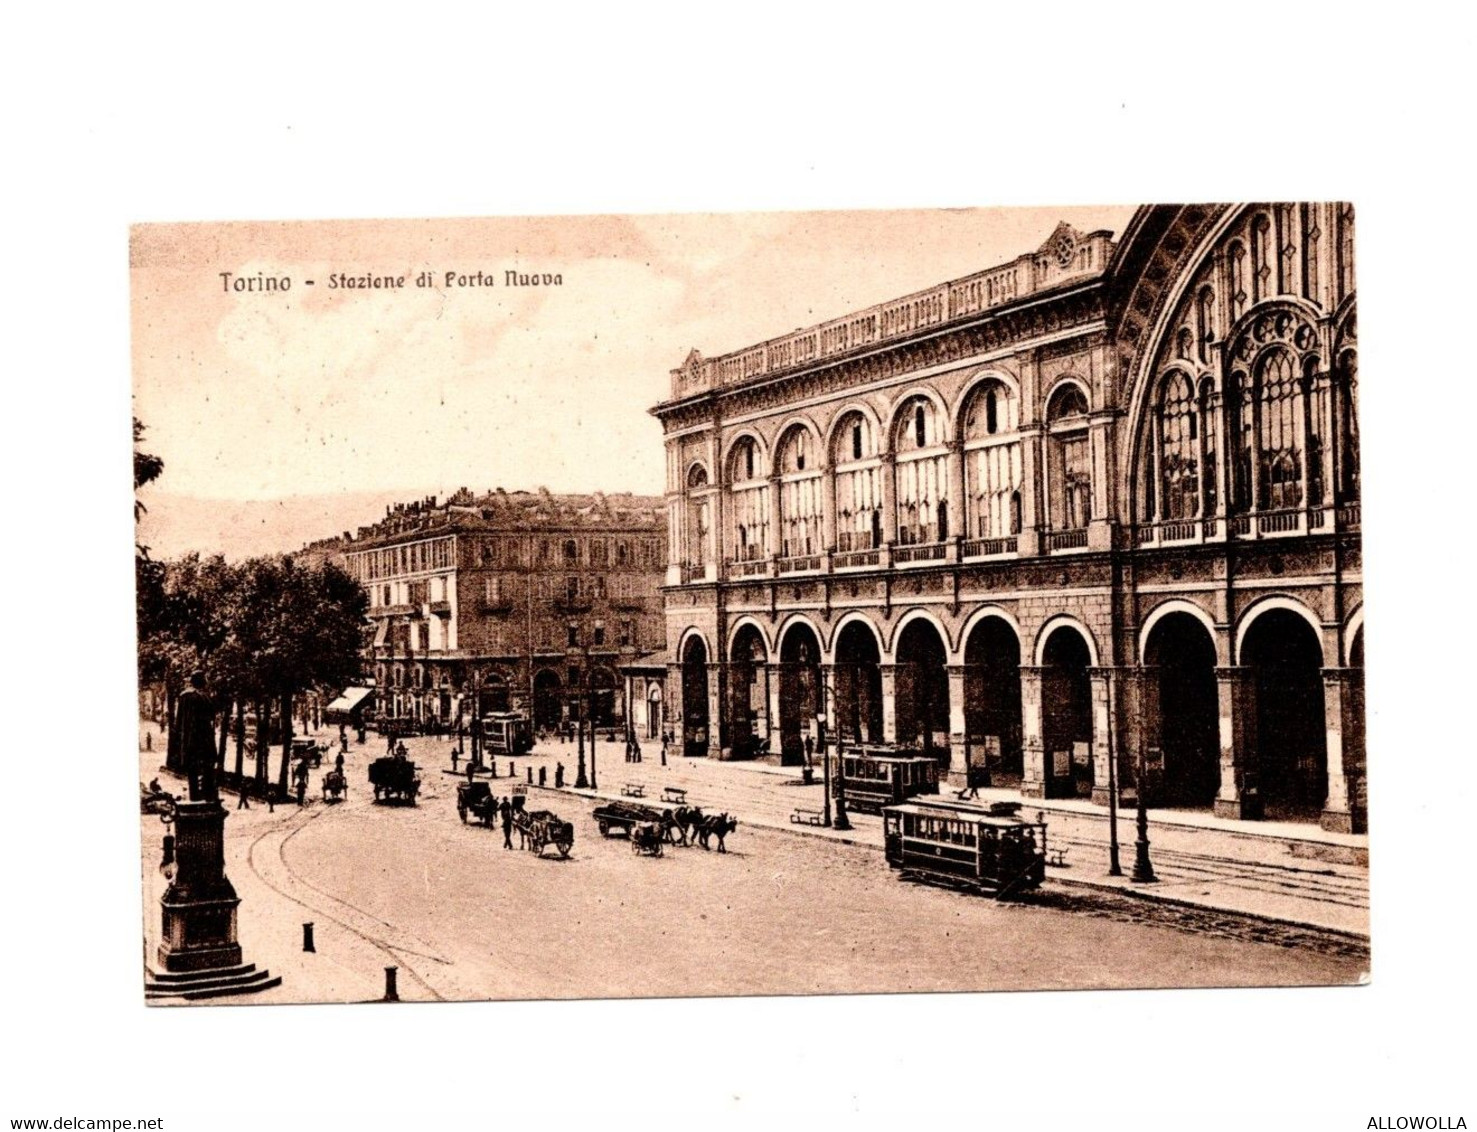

{"left": 664, "top": 594, "right": 1365, "bottom": 833}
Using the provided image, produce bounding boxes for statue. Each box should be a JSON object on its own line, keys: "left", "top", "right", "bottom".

{"left": 175, "top": 670, "right": 219, "bottom": 802}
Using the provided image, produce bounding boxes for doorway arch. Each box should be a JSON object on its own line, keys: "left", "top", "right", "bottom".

{"left": 963, "top": 615, "right": 1023, "bottom": 786}
{"left": 681, "top": 635, "right": 711, "bottom": 757}
{"left": 895, "top": 618, "right": 951, "bottom": 769}
{"left": 1040, "top": 623, "right": 1093, "bottom": 796}
{"left": 777, "top": 621, "right": 823, "bottom": 765}
{"left": 728, "top": 622, "right": 770, "bottom": 759}
{"left": 1241, "top": 607, "right": 1327, "bottom": 820}
{"left": 1145, "top": 612, "right": 1219, "bottom": 808}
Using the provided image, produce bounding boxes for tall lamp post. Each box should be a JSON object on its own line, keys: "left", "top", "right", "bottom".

{"left": 815, "top": 676, "right": 851, "bottom": 832}
{"left": 1131, "top": 746, "right": 1157, "bottom": 883}
{"left": 587, "top": 658, "right": 598, "bottom": 792}
{"left": 574, "top": 665, "right": 588, "bottom": 790}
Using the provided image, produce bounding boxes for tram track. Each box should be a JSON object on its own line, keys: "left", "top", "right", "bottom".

{"left": 243, "top": 796, "right": 453, "bottom": 1002}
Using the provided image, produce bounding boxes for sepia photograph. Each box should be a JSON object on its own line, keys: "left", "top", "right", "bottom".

{"left": 131, "top": 203, "right": 1368, "bottom": 1006}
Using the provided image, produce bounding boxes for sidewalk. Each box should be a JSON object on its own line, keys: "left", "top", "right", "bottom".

{"left": 521, "top": 735, "right": 1370, "bottom": 940}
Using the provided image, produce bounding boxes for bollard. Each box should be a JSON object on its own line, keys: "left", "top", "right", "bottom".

{"left": 489, "top": 760, "right": 497, "bottom": 779}
{"left": 527, "top": 766, "right": 533, "bottom": 785}
{"left": 508, "top": 760, "right": 514, "bottom": 778}
{"left": 145, "top": 732, "right": 153, "bottom": 752}
{"left": 383, "top": 966, "right": 399, "bottom": 1001}
{"left": 538, "top": 767, "right": 546, "bottom": 787}
{"left": 303, "top": 922, "right": 315, "bottom": 952}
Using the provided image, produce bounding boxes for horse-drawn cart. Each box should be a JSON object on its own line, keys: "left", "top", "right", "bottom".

{"left": 592, "top": 799, "right": 670, "bottom": 838}
{"left": 630, "top": 821, "right": 666, "bottom": 856}
{"left": 457, "top": 780, "right": 499, "bottom": 826}
{"left": 368, "top": 756, "right": 421, "bottom": 804}
{"left": 513, "top": 809, "right": 574, "bottom": 857}
{"left": 321, "top": 768, "right": 347, "bottom": 803}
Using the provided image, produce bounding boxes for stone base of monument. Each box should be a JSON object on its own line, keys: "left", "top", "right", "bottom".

{"left": 144, "top": 962, "right": 281, "bottom": 1001}
{"left": 146, "top": 799, "right": 279, "bottom": 1001}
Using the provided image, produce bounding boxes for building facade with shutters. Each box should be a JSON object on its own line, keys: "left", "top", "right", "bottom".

{"left": 653, "top": 206, "right": 1364, "bottom": 833}
{"left": 334, "top": 488, "right": 667, "bottom": 733}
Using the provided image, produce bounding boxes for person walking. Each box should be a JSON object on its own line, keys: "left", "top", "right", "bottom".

{"left": 499, "top": 798, "right": 514, "bottom": 850}
{"left": 236, "top": 784, "right": 251, "bottom": 810}
{"left": 555, "top": 762, "right": 564, "bottom": 789}
{"left": 451, "top": 745, "right": 460, "bottom": 773}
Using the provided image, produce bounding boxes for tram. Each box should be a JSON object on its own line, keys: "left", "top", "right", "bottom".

{"left": 480, "top": 711, "right": 533, "bottom": 755}
{"left": 881, "top": 799, "right": 1048, "bottom": 898}
{"left": 827, "top": 745, "right": 940, "bottom": 813}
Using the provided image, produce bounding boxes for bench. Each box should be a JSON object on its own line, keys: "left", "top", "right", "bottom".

{"left": 621, "top": 782, "right": 646, "bottom": 798}
{"left": 660, "top": 786, "right": 687, "bottom": 805}
{"left": 790, "top": 807, "right": 824, "bottom": 826}
{"left": 1046, "top": 846, "right": 1070, "bottom": 867}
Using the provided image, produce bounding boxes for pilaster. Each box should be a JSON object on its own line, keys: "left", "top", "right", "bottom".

{"left": 1321, "top": 666, "right": 1367, "bottom": 834}
{"left": 1214, "top": 666, "right": 1262, "bottom": 820}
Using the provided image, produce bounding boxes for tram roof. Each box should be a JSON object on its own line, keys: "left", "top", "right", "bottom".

{"left": 884, "top": 799, "right": 1043, "bottom": 826}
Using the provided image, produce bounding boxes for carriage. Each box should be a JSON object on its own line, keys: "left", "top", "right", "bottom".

{"left": 368, "top": 756, "right": 421, "bottom": 804}
{"left": 291, "top": 737, "right": 325, "bottom": 769}
{"left": 321, "top": 768, "right": 347, "bottom": 802}
{"left": 513, "top": 809, "right": 574, "bottom": 857}
{"left": 881, "top": 799, "right": 1047, "bottom": 899}
{"left": 828, "top": 746, "right": 940, "bottom": 814}
{"left": 456, "top": 780, "right": 499, "bottom": 826}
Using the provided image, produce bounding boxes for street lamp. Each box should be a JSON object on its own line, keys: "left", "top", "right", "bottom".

{"left": 574, "top": 669, "right": 588, "bottom": 790}
{"left": 815, "top": 676, "right": 851, "bottom": 832}
{"left": 1131, "top": 746, "right": 1157, "bottom": 883}
{"left": 587, "top": 661, "right": 598, "bottom": 791}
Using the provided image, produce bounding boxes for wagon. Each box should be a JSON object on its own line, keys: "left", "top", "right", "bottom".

{"left": 456, "top": 780, "right": 499, "bottom": 826}
{"left": 514, "top": 809, "right": 574, "bottom": 857}
{"left": 291, "top": 738, "right": 324, "bottom": 769}
{"left": 368, "top": 756, "right": 421, "bottom": 804}
{"left": 591, "top": 799, "right": 669, "bottom": 838}
{"left": 321, "top": 768, "right": 347, "bottom": 803}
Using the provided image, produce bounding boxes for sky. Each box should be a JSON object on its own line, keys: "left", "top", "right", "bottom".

{"left": 130, "top": 205, "right": 1136, "bottom": 512}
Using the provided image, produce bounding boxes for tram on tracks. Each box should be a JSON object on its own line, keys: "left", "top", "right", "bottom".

{"left": 828, "top": 745, "right": 940, "bottom": 813}
{"left": 881, "top": 798, "right": 1048, "bottom": 899}
{"left": 480, "top": 711, "right": 533, "bottom": 756}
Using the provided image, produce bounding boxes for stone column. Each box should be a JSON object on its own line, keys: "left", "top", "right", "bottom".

{"left": 1020, "top": 665, "right": 1046, "bottom": 797}
{"left": 766, "top": 662, "right": 782, "bottom": 755}
{"left": 1214, "top": 666, "right": 1262, "bottom": 820}
{"left": 879, "top": 453, "right": 898, "bottom": 547}
{"left": 1088, "top": 666, "right": 1116, "bottom": 805}
{"left": 706, "top": 662, "right": 725, "bottom": 759}
{"left": 768, "top": 476, "right": 783, "bottom": 560}
{"left": 879, "top": 663, "right": 898, "bottom": 743}
{"left": 1088, "top": 416, "right": 1114, "bottom": 551}
{"left": 945, "top": 440, "right": 965, "bottom": 548}
{"left": 946, "top": 662, "right": 968, "bottom": 787}
{"left": 1126, "top": 665, "right": 1163, "bottom": 804}
{"left": 1017, "top": 428, "right": 1043, "bottom": 557}
{"left": 1321, "top": 667, "right": 1367, "bottom": 833}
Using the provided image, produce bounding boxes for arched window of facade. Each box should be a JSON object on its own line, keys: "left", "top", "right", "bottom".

{"left": 1256, "top": 348, "right": 1304, "bottom": 512}
{"left": 1046, "top": 385, "right": 1092, "bottom": 531}
{"left": 893, "top": 396, "right": 947, "bottom": 545}
{"left": 1198, "top": 376, "right": 1219, "bottom": 518}
{"left": 778, "top": 426, "right": 822, "bottom": 558}
{"left": 1338, "top": 348, "right": 1359, "bottom": 501}
{"left": 1152, "top": 372, "right": 1199, "bottom": 521}
{"left": 727, "top": 436, "right": 769, "bottom": 562}
{"left": 962, "top": 380, "right": 1022, "bottom": 540}
{"left": 685, "top": 463, "right": 710, "bottom": 568}
{"left": 563, "top": 538, "right": 579, "bottom": 563}
{"left": 832, "top": 411, "right": 880, "bottom": 552}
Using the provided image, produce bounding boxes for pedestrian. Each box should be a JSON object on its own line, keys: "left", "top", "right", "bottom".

{"left": 294, "top": 759, "right": 309, "bottom": 806}
{"left": 236, "top": 784, "right": 251, "bottom": 810}
{"left": 451, "top": 746, "right": 460, "bottom": 773}
{"left": 804, "top": 734, "right": 814, "bottom": 767}
{"left": 631, "top": 736, "right": 642, "bottom": 763}
{"left": 387, "top": 731, "right": 394, "bottom": 752}
{"left": 538, "top": 766, "right": 546, "bottom": 788}
{"left": 500, "top": 798, "right": 514, "bottom": 849}
{"left": 466, "top": 760, "right": 476, "bottom": 786}
{"left": 555, "top": 762, "right": 564, "bottom": 789}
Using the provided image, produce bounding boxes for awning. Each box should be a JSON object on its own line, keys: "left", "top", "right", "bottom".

{"left": 325, "top": 686, "right": 376, "bottom": 719}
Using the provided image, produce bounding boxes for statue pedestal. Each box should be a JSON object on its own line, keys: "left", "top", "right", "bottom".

{"left": 146, "top": 800, "right": 279, "bottom": 1000}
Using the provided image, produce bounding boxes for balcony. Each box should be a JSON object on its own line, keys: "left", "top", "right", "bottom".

{"left": 1046, "top": 528, "right": 1089, "bottom": 552}
{"left": 429, "top": 600, "right": 452, "bottom": 616}
{"left": 833, "top": 548, "right": 881, "bottom": 570}
{"left": 961, "top": 536, "right": 1017, "bottom": 559}
{"left": 777, "top": 554, "right": 823, "bottom": 575}
{"left": 727, "top": 558, "right": 770, "bottom": 580}
{"left": 477, "top": 599, "right": 515, "bottom": 615}
{"left": 893, "top": 541, "right": 947, "bottom": 564}
{"left": 1338, "top": 502, "right": 1361, "bottom": 530}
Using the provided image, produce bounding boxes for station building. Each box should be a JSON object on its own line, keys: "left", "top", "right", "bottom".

{"left": 652, "top": 205, "right": 1363, "bottom": 833}
{"left": 333, "top": 487, "right": 667, "bottom": 732}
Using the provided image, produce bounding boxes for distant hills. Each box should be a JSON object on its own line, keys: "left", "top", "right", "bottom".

{"left": 136, "top": 489, "right": 433, "bottom": 562}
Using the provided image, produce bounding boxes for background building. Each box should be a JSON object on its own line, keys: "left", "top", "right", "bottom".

{"left": 330, "top": 487, "right": 666, "bottom": 733}
{"left": 653, "top": 205, "right": 1363, "bottom": 833}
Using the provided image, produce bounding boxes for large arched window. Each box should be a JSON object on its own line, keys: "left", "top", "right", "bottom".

{"left": 1338, "top": 347, "right": 1359, "bottom": 501}
{"left": 1154, "top": 372, "right": 1199, "bottom": 521}
{"left": 893, "top": 396, "right": 948, "bottom": 545}
{"left": 727, "top": 436, "right": 769, "bottom": 562}
{"left": 685, "top": 463, "right": 710, "bottom": 569}
{"left": 777, "top": 426, "right": 822, "bottom": 558}
{"left": 962, "top": 380, "right": 1022, "bottom": 541}
{"left": 1046, "top": 384, "right": 1092, "bottom": 531}
{"left": 1257, "top": 349, "right": 1303, "bottom": 512}
{"left": 832, "top": 411, "right": 880, "bottom": 552}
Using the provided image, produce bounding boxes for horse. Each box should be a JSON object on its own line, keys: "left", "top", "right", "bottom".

{"left": 695, "top": 813, "right": 738, "bottom": 852}
{"left": 671, "top": 805, "right": 706, "bottom": 847}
